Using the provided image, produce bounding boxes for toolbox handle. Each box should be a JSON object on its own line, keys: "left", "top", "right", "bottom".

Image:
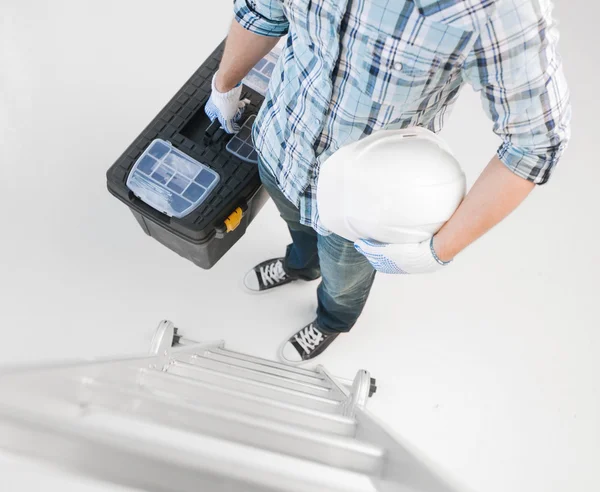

{"left": 203, "top": 92, "right": 254, "bottom": 146}
{"left": 203, "top": 119, "right": 227, "bottom": 146}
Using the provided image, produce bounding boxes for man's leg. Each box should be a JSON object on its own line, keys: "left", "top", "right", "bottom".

{"left": 258, "top": 162, "right": 376, "bottom": 322}
{"left": 257, "top": 161, "right": 320, "bottom": 280}
{"left": 244, "top": 161, "right": 322, "bottom": 293}
{"left": 316, "top": 232, "right": 377, "bottom": 333}
{"left": 278, "top": 224, "right": 377, "bottom": 364}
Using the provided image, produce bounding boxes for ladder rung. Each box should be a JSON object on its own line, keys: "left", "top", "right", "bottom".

{"left": 0, "top": 402, "right": 379, "bottom": 492}
{"left": 132, "top": 370, "right": 357, "bottom": 436}
{"left": 84, "top": 382, "right": 385, "bottom": 475}
{"left": 209, "top": 347, "right": 320, "bottom": 377}
{"left": 173, "top": 354, "right": 336, "bottom": 398}
{"left": 165, "top": 362, "right": 343, "bottom": 413}
{"left": 201, "top": 349, "right": 326, "bottom": 385}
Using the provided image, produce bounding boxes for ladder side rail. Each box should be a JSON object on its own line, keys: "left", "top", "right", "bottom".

{"left": 0, "top": 356, "right": 156, "bottom": 393}
{"left": 354, "top": 408, "right": 461, "bottom": 492}
{"left": 318, "top": 367, "right": 373, "bottom": 417}
{"left": 318, "top": 366, "right": 351, "bottom": 399}
{"left": 0, "top": 339, "right": 221, "bottom": 391}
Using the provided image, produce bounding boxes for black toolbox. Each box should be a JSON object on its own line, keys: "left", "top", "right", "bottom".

{"left": 106, "top": 41, "right": 269, "bottom": 269}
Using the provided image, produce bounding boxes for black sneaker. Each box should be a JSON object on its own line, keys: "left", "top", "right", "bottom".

{"left": 243, "top": 258, "right": 297, "bottom": 293}
{"left": 279, "top": 321, "right": 339, "bottom": 365}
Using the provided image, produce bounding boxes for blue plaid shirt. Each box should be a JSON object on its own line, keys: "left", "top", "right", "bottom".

{"left": 234, "top": 0, "right": 571, "bottom": 233}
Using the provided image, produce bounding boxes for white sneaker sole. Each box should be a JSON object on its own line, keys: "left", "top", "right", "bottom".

{"left": 277, "top": 340, "right": 309, "bottom": 366}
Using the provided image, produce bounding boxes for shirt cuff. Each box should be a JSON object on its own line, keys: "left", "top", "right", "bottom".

{"left": 234, "top": 0, "right": 289, "bottom": 38}
{"left": 497, "top": 141, "right": 565, "bottom": 185}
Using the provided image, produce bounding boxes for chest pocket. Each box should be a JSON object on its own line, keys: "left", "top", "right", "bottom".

{"left": 363, "top": 35, "right": 443, "bottom": 106}
{"left": 357, "top": 16, "right": 475, "bottom": 107}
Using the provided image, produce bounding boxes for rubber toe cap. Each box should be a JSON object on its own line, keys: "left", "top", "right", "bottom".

{"left": 280, "top": 341, "right": 303, "bottom": 364}
{"left": 243, "top": 269, "right": 260, "bottom": 292}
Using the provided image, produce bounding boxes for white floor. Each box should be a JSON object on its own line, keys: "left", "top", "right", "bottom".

{"left": 1, "top": 1, "right": 598, "bottom": 492}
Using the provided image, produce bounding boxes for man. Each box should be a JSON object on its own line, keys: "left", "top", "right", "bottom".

{"left": 205, "top": 0, "right": 571, "bottom": 365}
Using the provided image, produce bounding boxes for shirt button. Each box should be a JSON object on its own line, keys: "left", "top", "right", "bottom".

{"left": 393, "top": 61, "right": 403, "bottom": 71}
{"left": 316, "top": 118, "right": 322, "bottom": 126}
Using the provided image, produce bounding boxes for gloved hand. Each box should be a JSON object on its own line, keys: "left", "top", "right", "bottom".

{"left": 204, "top": 72, "right": 250, "bottom": 134}
{"left": 354, "top": 237, "right": 451, "bottom": 274}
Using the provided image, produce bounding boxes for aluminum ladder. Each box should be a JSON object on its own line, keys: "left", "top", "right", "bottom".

{"left": 0, "top": 321, "right": 451, "bottom": 492}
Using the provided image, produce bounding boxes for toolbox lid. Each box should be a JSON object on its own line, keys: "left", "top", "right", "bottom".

{"left": 226, "top": 115, "right": 258, "bottom": 163}
{"left": 126, "top": 139, "right": 220, "bottom": 219}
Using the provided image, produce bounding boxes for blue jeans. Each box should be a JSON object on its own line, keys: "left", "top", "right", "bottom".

{"left": 258, "top": 161, "right": 376, "bottom": 334}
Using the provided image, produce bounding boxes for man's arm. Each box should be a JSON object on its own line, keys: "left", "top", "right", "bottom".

{"left": 433, "top": 156, "right": 534, "bottom": 262}
{"left": 205, "top": 1, "right": 288, "bottom": 132}
{"left": 215, "top": 20, "right": 281, "bottom": 92}
{"left": 217, "top": 0, "right": 288, "bottom": 91}
{"left": 434, "top": 1, "right": 571, "bottom": 262}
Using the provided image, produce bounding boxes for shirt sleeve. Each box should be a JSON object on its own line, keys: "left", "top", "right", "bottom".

{"left": 233, "top": 0, "right": 289, "bottom": 38}
{"left": 462, "top": 1, "right": 572, "bottom": 184}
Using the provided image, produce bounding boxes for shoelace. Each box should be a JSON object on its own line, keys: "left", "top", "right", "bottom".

{"left": 260, "top": 260, "right": 287, "bottom": 287}
{"left": 295, "top": 324, "right": 325, "bottom": 355}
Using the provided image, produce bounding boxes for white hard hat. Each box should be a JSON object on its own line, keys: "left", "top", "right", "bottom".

{"left": 317, "top": 127, "right": 466, "bottom": 244}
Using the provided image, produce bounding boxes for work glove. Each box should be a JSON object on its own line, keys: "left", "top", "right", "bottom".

{"left": 354, "top": 237, "right": 451, "bottom": 274}
{"left": 204, "top": 72, "right": 250, "bottom": 134}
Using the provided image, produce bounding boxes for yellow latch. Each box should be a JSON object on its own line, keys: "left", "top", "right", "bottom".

{"left": 224, "top": 207, "right": 244, "bottom": 233}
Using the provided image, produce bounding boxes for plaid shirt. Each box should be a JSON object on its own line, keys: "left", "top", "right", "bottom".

{"left": 234, "top": 0, "right": 571, "bottom": 233}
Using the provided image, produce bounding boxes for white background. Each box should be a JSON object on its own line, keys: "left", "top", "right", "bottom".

{"left": 0, "top": 1, "right": 598, "bottom": 491}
